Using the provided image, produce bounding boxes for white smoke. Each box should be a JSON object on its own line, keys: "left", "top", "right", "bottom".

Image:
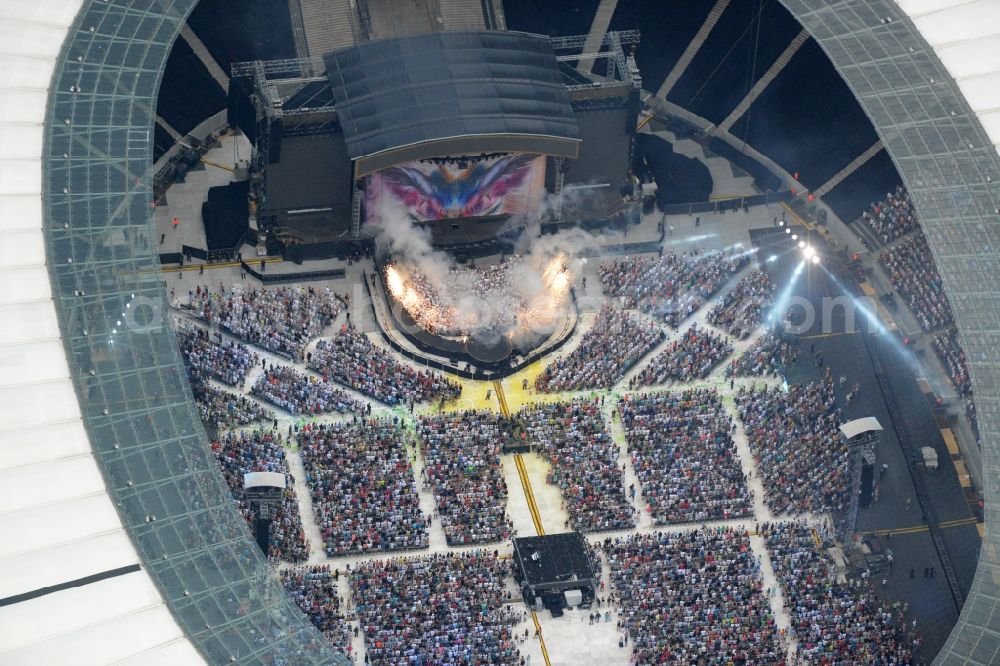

{"left": 370, "top": 196, "right": 451, "bottom": 289}
{"left": 371, "top": 179, "right": 627, "bottom": 341}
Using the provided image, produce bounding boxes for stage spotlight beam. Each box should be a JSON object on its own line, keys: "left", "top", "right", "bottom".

{"left": 767, "top": 258, "right": 807, "bottom": 326}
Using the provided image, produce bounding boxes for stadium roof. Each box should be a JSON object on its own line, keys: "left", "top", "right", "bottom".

{"left": 0, "top": 1, "right": 202, "bottom": 663}
{"left": 0, "top": 0, "right": 349, "bottom": 663}
{"left": 1, "top": 0, "right": 997, "bottom": 663}
{"left": 895, "top": 0, "right": 1000, "bottom": 159}
{"left": 780, "top": 2, "right": 1000, "bottom": 661}
{"left": 324, "top": 30, "right": 581, "bottom": 176}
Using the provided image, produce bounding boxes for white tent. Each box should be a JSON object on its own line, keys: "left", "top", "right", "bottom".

{"left": 839, "top": 416, "right": 884, "bottom": 441}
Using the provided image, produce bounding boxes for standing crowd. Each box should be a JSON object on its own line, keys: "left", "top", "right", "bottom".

{"left": 599, "top": 249, "right": 747, "bottom": 327}
{"left": 861, "top": 186, "right": 919, "bottom": 245}
{"left": 309, "top": 325, "right": 461, "bottom": 406}
{"left": 634, "top": 323, "right": 733, "bottom": 386}
{"left": 535, "top": 305, "right": 664, "bottom": 392}
{"left": 734, "top": 373, "right": 850, "bottom": 516}
{"left": 603, "top": 527, "right": 784, "bottom": 664}
{"left": 764, "top": 522, "right": 923, "bottom": 663}
{"left": 418, "top": 411, "right": 513, "bottom": 545}
{"left": 520, "top": 399, "right": 636, "bottom": 532}
{"left": 252, "top": 365, "right": 362, "bottom": 415}
{"left": 299, "top": 419, "right": 428, "bottom": 557}
{"left": 707, "top": 269, "right": 773, "bottom": 339}
{"left": 725, "top": 329, "right": 798, "bottom": 378}
{"left": 620, "top": 389, "right": 753, "bottom": 524}
{"left": 192, "top": 383, "right": 271, "bottom": 430}
{"left": 280, "top": 566, "right": 352, "bottom": 653}
{"left": 209, "top": 429, "right": 309, "bottom": 563}
{"left": 351, "top": 551, "right": 522, "bottom": 666}
{"left": 879, "top": 233, "right": 954, "bottom": 332}
{"left": 932, "top": 328, "right": 972, "bottom": 397}
{"left": 188, "top": 284, "right": 345, "bottom": 360}
{"left": 178, "top": 324, "right": 259, "bottom": 387}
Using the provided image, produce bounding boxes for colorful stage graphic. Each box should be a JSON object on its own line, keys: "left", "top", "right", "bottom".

{"left": 365, "top": 153, "right": 546, "bottom": 224}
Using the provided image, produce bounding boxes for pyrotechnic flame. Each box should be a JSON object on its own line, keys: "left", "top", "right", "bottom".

{"left": 386, "top": 266, "right": 405, "bottom": 298}
{"left": 385, "top": 254, "right": 573, "bottom": 338}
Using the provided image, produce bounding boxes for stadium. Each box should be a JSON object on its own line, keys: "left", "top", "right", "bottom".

{"left": 0, "top": 0, "right": 997, "bottom": 664}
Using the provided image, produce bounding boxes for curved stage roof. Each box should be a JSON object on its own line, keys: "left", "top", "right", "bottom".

{"left": 324, "top": 30, "right": 581, "bottom": 175}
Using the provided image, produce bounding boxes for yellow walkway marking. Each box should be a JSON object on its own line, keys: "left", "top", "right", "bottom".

{"left": 154, "top": 256, "right": 283, "bottom": 273}
{"left": 494, "top": 379, "right": 511, "bottom": 418}
{"left": 531, "top": 611, "right": 553, "bottom": 666}
{"left": 430, "top": 379, "right": 498, "bottom": 414}
{"left": 860, "top": 516, "right": 978, "bottom": 537}
{"left": 504, "top": 364, "right": 551, "bottom": 666}
{"left": 798, "top": 331, "right": 858, "bottom": 340}
{"left": 200, "top": 157, "right": 236, "bottom": 172}
{"left": 854, "top": 281, "right": 898, "bottom": 332}
{"left": 500, "top": 358, "right": 561, "bottom": 413}
{"left": 780, "top": 201, "right": 813, "bottom": 230}
{"left": 941, "top": 429, "right": 960, "bottom": 456}
{"left": 514, "top": 453, "right": 544, "bottom": 536}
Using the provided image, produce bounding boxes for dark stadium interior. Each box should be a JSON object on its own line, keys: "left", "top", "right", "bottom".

{"left": 154, "top": 0, "right": 904, "bottom": 225}
{"left": 21, "top": 0, "right": 996, "bottom": 663}
{"left": 666, "top": 0, "right": 804, "bottom": 124}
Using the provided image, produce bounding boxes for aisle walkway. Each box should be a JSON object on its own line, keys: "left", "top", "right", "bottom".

{"left": 182, "top": 222, "right": 860, "bottom": 664}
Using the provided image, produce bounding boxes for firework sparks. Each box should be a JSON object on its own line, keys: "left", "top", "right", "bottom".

{"left": 384, "top": 253, "right": 573, "bottom": 338}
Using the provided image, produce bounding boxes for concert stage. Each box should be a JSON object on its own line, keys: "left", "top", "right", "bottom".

{"left": 234, "top": 29, "right": 641, "bottom": 260}
{"left": 366, "top": 268, "right": 578, "bottom": 380}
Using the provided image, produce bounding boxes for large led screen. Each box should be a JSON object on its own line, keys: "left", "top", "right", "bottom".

{"left": 364, "top": 153, "right": 546, "bottom": 224}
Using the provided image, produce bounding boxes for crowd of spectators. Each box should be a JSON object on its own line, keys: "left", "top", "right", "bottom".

{"left": 188, "top": 284, "right": 345, "bottom": 359}
{"left": 520, "top": 399, "right": 635, "bottom": 532}
{"left": 535, "top": 305, "right": 664, "bottom": 392}
{"left": 178, "top": 324, "right": 258, "bottom": 387}
{"left": 763, "top": 522, "right": 922, "bottom": 663}
{"left": 299, "top": 419, "right": 428, "bottom": 556}
{"left": 734, "top": 373, "right": 850, "bottom": 516}
{"left": 192, "top": 382, "right": 271, "bottom": 430}
{"left": 309, "top": 325, "right": 461, "bottom": 406}
{"left": 966, "top": 400, "right": 980, "bottom": 445}
{"left": 351, "top": 551, "right": 522, "bottom": 666}
{"left": 209, "top": 429, "right": 309, "bottom": 563}
{"left": 861, "top": 185, "right": 918, "bottom": 245}
{"left": 388, "top": 256, "right": 528, "bottom": 336}
{"left": 725, "top": 329, "right": 798, "bottom": 378}
{"left": 251, "top": 365, "right": 361, "bottom": 416}
{"left": 279, "top": 566, "right": 352, "bottom": 652}
{"left": 634, "top": 323, "right": 733, "bottom": 386}
{"left": 620, "top": 390, "right": 752, "bottom": 524}
{"left": 707, "top": 269, "right": 773, "bottom": 339}
{"left": 599, "top": 249, "right": 747, "bottom": 327}
{"left": 932, "top": 328, "right": 972, "bottom": 397}
{"left": 879, "top": 233, "right": 954, "bottom": 331}
{"left": 603, "top": 528, "right": 783, "bottom": 664}
{"left": 418, "top": 411, "right": 513, "bottom": 545}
